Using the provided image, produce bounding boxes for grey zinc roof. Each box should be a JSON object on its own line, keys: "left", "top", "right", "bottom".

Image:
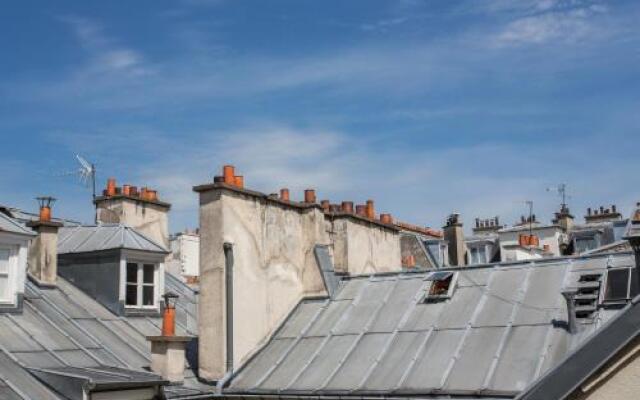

{"left": 0, "top": 273, "right": 209, "bottom": 399}
{"left": 227, "top": 253, "right": 633, "bottom": 398}
{"left": 0, "top": 212, "right": 35, "bottom": 237}
{"left": 58, "top": 224, "right": 168, "bottom": 254}
{"left": 516, "top": 294, "right": 640, "bottom": 400}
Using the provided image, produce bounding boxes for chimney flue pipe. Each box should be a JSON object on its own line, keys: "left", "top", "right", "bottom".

{"left": 365, "top": 200, "right": 375, "bottom": 219}
{"left": 304, "top": 189, "right": 316, "bottom": 204}
{"left": 341, "top": 201, "right": 354, "bottom": 213}
{"left": 106, "top": 178, "right": 116, "bottom": 196}
{"left": 561, "top": 290, "right": 579, "bottom": 334}
{"left": 223, "top": 165, "right": 235, "bottom": 185}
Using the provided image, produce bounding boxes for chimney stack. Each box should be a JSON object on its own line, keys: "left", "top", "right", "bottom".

{"left": 27, "top": 197, "right": 62, "bottom": 286}
{"left": 443, "top": 213, "right": 465, "bottom": 266}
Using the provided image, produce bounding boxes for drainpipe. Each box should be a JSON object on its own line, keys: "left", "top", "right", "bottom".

{"left": 561, "top": 290, "right": 579, "bottom": 334}
{"left": 217, "top": 242, "right": 234, "bottom": 393}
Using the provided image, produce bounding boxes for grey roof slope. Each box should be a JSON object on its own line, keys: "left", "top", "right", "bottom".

{"left": 0, "top": 273, "right": 209, "bottom": 399}
{"left": 227, "top": 253, "right": 633, "bottom": 398}
{"left": 58, "top": 224, "right": 168, "bottom": 254}
{"left": 0, "top": 212, "right": 35, "bottom": 237}
{"left": 516, "top": 294, "right": 640, "bottom": 400}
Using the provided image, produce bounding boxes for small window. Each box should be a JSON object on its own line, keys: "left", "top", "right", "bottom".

{"left": 603, "top": 267, "right": 639, "bottom": 303}
{"left": 125, "top": 262, "right": 158, "bottom": 308}
{"left": 0, "top": 248, "right": 13, "bottom": 304}
{"left": 423, "top": 271, "right": 457, "bottom": 302}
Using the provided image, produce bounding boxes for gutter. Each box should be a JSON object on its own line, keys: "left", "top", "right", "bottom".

{"left": 217, "top": 242, "right": 234, "bottom": 394}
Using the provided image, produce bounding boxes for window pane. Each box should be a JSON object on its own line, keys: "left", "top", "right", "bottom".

{"left": 126, "top": 263, "right": 138, "bottom": 283}
{"left": 143, "top": 264, "right": 155, "bottom": 284}
{"left": 631, "top": 268, "right": 639, "bottom": 298}
{"left": 142, "top": 286, "right": 154, "bottom": 306}
{"left": 126, "top": 284, "right": 138, "bottom": 306}
{"left": 605, "top": 269, "right": 630, "bottom": 301}
{"left": 0, "top": 249, "right": 10, "bottom": 274}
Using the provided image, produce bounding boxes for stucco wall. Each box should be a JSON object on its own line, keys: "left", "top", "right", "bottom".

{"left": 96, "top": 198, "right": 169, "bottom": 250}
{"left": 331, "top": 217, "right": 401, "bottom": 275}
{"left": 570, "top": 342, "right": 640, "bottom": 400}
{"left": 27, "top": 226, "right": 58, "bottom": 285}
{"left": 198, "top": 188, "right": 329, "bottom": 381}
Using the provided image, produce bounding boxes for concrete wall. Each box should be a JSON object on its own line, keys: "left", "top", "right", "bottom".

{"left": 330, "top": 216, "right": 401, "bottom": 275}
{"left": 96, "top": 197, "right": 170, "bottom": 250}
{"left": 197, "top": 187, "right": 329, "bottom": 381}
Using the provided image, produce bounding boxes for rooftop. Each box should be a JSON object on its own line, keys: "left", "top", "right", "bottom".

{"left": 227, "top": 253, "right": 631, "bottom": 398}
{"left": 58, "top": 224, "right": 169, "bottom": 254}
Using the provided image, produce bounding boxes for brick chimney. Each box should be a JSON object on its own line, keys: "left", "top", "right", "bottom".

{"left": 552, "top": 204, "right": 574, "bottom": 232}
{"left": 443, "top": 213, "right": 465, "bottom": 266}
{"left": 26, "top": 197, "right": 63, "bottom": 286}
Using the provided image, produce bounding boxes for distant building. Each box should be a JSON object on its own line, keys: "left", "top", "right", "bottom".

{"left": 168, "top": 229, "right": 200, "bottom": 279}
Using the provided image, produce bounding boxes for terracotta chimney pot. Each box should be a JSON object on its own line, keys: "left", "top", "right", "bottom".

{"left": 106, "top": 178, "right": 117, "bottom": 196}
{"left": 320, "top": 200, "right": 330, "bottom": 212}
{"left": 39, "top": 206, "right": 51, "bottom": 222}
{"left": 280, "top": 188, "right": 290, "bottom": 201}
{"left": 341, "top": 201, "right": 354, "bottom": 213}
{"left": 380, "top": 213, "right": 393, "bottom": 224}
{"left": 122, "top": 184, "right": 131, "bottom": 196}
{"left": 304, "top": 189, "right": 316, "bottom": 204}
{"left": 234, "top": 176, "right": 244, "bottom": 188}
{"left": 130, "top": 186, "right": 138, "bottom": 197}
{"left": 356, "top": 205, "right": 366, "bottom": 217}
{"left": 365, "top": 199, "right": 375, "bottom": 219}
{"left": 223, "top": 165, "right": 235, "bottom": 185}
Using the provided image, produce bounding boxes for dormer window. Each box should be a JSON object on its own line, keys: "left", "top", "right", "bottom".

{"left": 126, "top": 262, "right": 158, "bottom": 308}
{"left": 603, "top": 267, "right": 639, "bottom": 304}
{"left": 423, "top": 271, "right": 457, "bottom": 302}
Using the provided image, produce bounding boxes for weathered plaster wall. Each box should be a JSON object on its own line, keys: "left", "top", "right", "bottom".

{"left": 197, "top": 188, "right": 329, "bottom": 381}
{"left": 96, "top": 198, "right": 169, "bottom": 249}
{"left": 27, "top": 226, "right": 58, "bottom": 285}
{"left": 570, "top": 341, "right": 640, "bottom": 400}
{"left": 330, "top": 217, "right": 401, "bottom": 275}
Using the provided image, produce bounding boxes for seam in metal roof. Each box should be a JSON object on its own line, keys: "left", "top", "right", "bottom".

{"left": 0, "top": 212, "right": 35, "bottom": 237}
{"left": 226, "top": 253, "right": 632, "bottom": 398}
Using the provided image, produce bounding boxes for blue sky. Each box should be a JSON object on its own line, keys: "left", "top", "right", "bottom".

{"left": 1, "top": 0, "right": 639, "bottom": 233}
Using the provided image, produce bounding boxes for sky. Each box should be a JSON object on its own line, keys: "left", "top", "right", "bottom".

{"left": 1, "top": 0, "right": 639, "bottom": 233}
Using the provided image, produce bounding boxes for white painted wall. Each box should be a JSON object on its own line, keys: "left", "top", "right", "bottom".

{"left": 169, "top": 233, "right": 200, "bottom": 277}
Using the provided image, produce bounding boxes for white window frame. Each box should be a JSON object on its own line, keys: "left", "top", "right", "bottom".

{"left": 423, "top": 271, "right": 458, "bottom": 302}
{"left": 124, "top": 260, "right": 159, "bottom": 309}
{"left": 0, "top": 245, "right": 18, "bottom": 305}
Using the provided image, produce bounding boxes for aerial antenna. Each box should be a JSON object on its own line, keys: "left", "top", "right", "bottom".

{"left": 56, "top": 154, "right": 97, "bottom": 223}
{"left": 546, "top": 183, "right": 570, "bottom": 210}
{"left": 525, "top": 200, "right": 534, "bottom": 238}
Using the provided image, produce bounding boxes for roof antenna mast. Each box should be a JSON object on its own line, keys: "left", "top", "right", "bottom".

{"left": 525, "top": 200, "right": 534, "bottom": 238}
{"left": 73, "top": 155, "right": 98, "bottom": 223}
{"left": 547, "top": 183, "right": 570, "bottom": 212}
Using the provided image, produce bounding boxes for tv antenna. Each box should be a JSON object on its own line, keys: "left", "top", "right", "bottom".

{"left": 546, "top": 183, "right": 570, "bottom": 210}
{"left": 524, "top": 200, "right": 534, "bottom": 238}
{"left": 56, "top": 154, "right": 97, "bottom": 223}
